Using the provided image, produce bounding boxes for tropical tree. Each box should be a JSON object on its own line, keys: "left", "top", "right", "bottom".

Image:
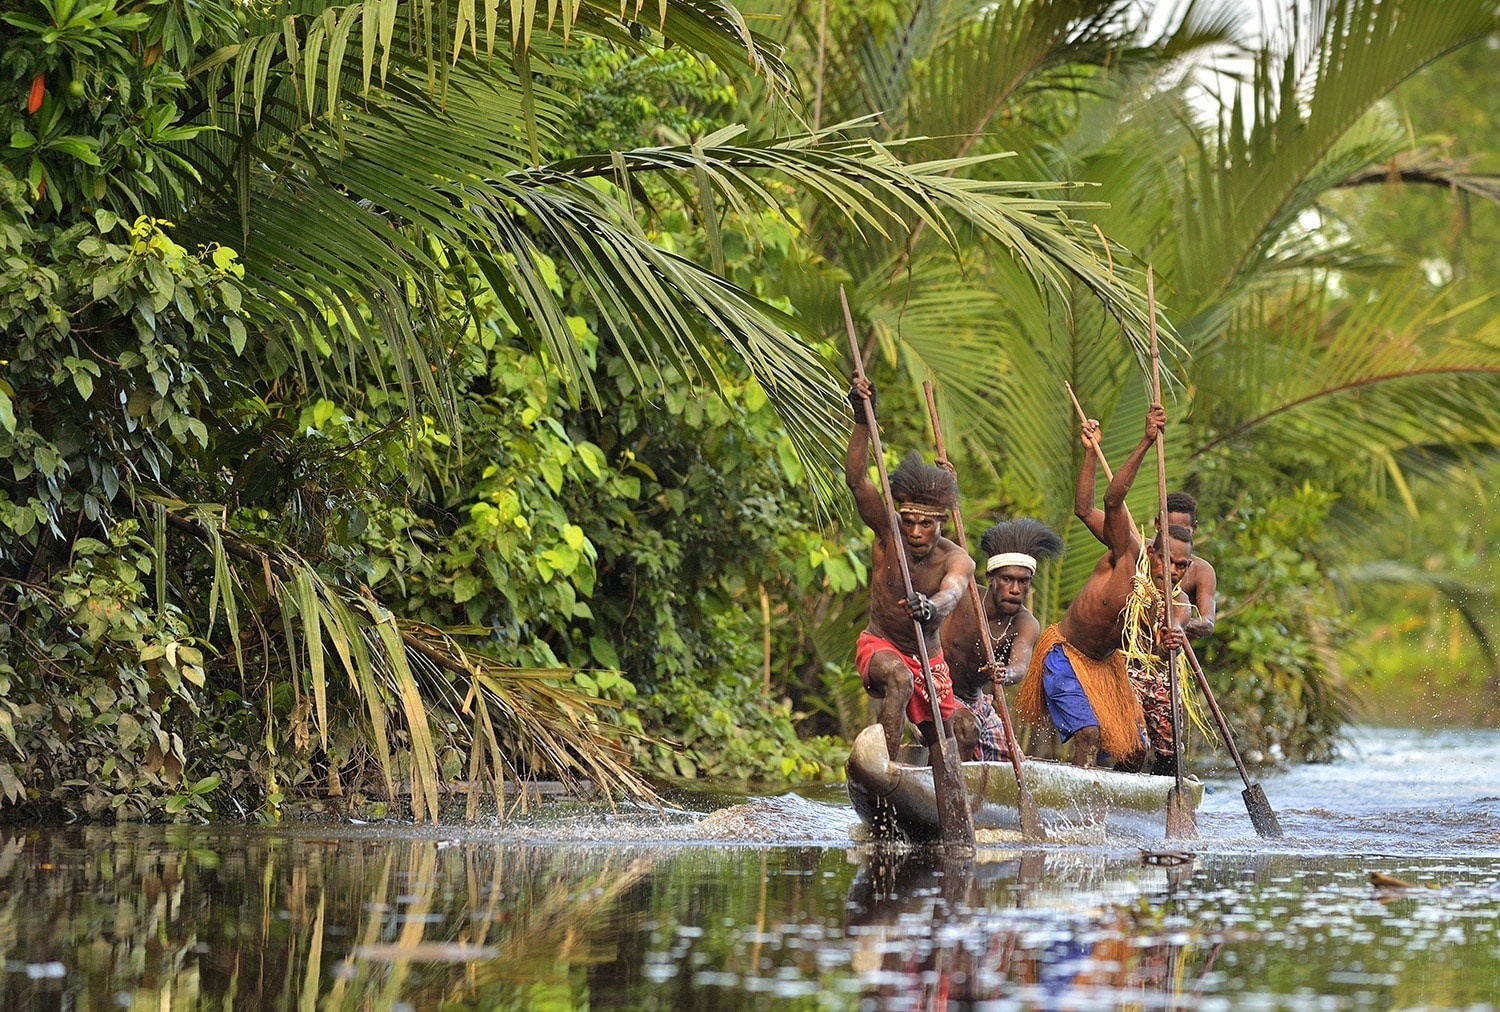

{"left": 754, "top": 0, "right": 1500, "bottom": 758}
{"left": 2, "top": 0, "right": 1175, "bottom": 817}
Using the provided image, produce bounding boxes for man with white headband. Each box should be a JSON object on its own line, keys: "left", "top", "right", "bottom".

{"left": 941, "top": 519, "right": 1063, "bottom": 761}
{"left": 846, "top": 376, "right": 978, "bottom": 765}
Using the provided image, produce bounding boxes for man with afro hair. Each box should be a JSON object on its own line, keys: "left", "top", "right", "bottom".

{"left": 846, "top": 377, "right": 978, "bottom": 764}
{"left": 941, "top": 518, "right": 1063, "bottom": 761}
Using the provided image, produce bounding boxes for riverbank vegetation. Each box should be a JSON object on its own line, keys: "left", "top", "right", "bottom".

{"left": 3, "top": 0, "right": 1498, "bottom": 821}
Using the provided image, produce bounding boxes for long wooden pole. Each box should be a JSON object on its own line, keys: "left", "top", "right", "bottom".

{"left": 1182, "top": 642, "right": 1284, "bottom": 837}
{"left": 923, "top": 381, "right": 1044, "bottom": 841}
{"left": 841, "top": 287, "right": 974, "bottom": 848}
{"left": 1065, "top": 385, "right": 1281, "bottom": 838}
{"left": 1065, "top": 381, "right": 1142, "bottom": 540}
{"left": 1065, "top": 382, "right": 1111, "bottom": 481}
{"left": 1148, "top": 266, "right": 1198, "bottom": 840}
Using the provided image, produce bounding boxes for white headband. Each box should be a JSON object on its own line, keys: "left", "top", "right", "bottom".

{"left": 986, "top": 552, "right": 1037, "bottom": 574}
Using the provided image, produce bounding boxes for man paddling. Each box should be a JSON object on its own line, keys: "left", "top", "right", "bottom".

{"left": 1122, "top": 524, "right": 1194, "bottom": 775}
{"left": 1070, "top": 436, "right": 1198, "bottom": 771}
{"left": 941, "top": 519, "right": 1062, "bottom": 760}
{"left": 1015, "top": 405, "right": 1168, "bottom": 768}
{"left": 846, "top": 377, "right": 978, "bottom": 763}
{"left": 1166, "top": 492, "right": 1217, "bottom": 640}
{"left": 1077, "top": 484, "right": 1215, "bottom": 643}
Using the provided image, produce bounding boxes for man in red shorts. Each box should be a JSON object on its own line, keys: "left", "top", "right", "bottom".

{"left": 846, "top": 376, "right": 978, "bottom": 764}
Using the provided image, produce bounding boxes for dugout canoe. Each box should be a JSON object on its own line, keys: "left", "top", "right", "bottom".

{"left": 845, "top": 724, "right": 1204, "bottom": 844}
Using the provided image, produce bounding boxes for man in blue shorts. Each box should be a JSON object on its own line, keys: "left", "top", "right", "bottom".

{"left": 1016, "top": 406, "right": 1165, "bottom": 766}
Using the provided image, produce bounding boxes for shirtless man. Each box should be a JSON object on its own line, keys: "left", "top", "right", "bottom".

{"left": 1070, "top": 434, "right": 1198, "bottom": 771}
{"left": 1015, "top": 404, "right": 1169, "bottom": 768}
{"left": 941, "top": 518, "right": 1063, "bottom": 761}
{"left": 846, "top": 377, "right": 978, "bottom": 762}
{"left": 1166, "top": 492, "right": 1216, "bottom": 639}
{"left": 1080, "top": 488, "right": 1215, "bottom": 638}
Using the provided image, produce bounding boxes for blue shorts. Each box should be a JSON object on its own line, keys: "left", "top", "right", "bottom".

{"left": 1041, "top": 642, "right": 1099, "bottom": 741}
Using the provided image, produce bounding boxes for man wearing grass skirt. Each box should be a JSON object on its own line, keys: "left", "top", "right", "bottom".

{"left": 1015, "top": 406, "right": 1169, "bottom": 768}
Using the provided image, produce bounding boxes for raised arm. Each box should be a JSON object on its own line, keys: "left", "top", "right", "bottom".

{"left": 844, "top": 378, "right": 890, "bottom": 533}
{"left": 1074, "top": 418, "right": 1106, "bottom": 544}
{"left": 1100, "top": 403, "right": 1166, "bottom": 558}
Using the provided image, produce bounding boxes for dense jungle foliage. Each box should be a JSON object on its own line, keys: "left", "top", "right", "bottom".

{"left": 4, "top": 0, "right": 1500, "bottom": 822}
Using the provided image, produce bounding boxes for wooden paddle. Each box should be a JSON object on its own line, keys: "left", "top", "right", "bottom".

{"left": 840, "top": 287, "right": 975, "bottom": 850}
{"left": 1182, "top": 641, "right": 1284, "bottom": 838}
{"left": 922, "top": 381, "right": 1045, "bottom": 842}
{"left": 1148, "top": 266, "right": 1199, "bottom": 840}
{"left": 1068, "top": 383, "right": 1284, "bottom": 839}
{"left": 1065, "top": 381, "right": 1141, "bottom": 540}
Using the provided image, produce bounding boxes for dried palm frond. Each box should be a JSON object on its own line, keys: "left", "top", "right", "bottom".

{"left": 157, "top": 499, "right": 660, "bottom": 823}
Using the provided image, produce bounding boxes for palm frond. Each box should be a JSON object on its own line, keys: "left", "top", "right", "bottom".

{"left": 1334, "top": 147, "right": 1500, "bottom": 206}
{"left": 1179, "top": 0, "right": 1499, "bottom": 307}
{"left": 908, "top": 0, "right": 1137, "bottom": 159}
{"left": 1191, "top": 278, "right": 1500, "bottom": 470}
{"left": 157, "top": 503, "right": 659, "bottom": 821}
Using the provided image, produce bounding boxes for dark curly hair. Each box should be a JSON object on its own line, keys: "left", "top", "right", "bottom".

{"left": 979, "top": 518, "right": 1064, "bottom": 563}
{"left": 1165, "top": 491, "right": 1197, "bottom": 522}
{"left": 1150, "top": 523, "right": 1195, "bottom": 554}
{"left": 888, "top": 452, "right": 958, "bottom": 511}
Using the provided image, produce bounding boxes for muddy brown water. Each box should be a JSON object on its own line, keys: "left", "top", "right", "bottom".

{"left": 1, "top": 725, "right": 1497, "bottom": 1009}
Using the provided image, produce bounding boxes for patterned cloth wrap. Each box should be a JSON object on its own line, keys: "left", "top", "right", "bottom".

{"left": 1127, "top": 662, "right": 1176, "bottom": 759}
{"left": 969, "top": 691, "right": 1010, "bottom": 762}
{"left": 854, "top": 630, "right": 963, "bottom": 726}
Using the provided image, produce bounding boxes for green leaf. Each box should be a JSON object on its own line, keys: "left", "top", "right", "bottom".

{"left": 453, "top": 573, "right": 483, "bottom": 603}
{"left": 589, "top": 636, "right": 620, "bottom": 669}
{"left": 539, "top": 457, "right": 564, "bottom": 493}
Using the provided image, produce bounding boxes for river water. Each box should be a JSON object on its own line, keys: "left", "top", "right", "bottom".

{"left": 1, "top": 725, "right": 1496, "bottom": 1009}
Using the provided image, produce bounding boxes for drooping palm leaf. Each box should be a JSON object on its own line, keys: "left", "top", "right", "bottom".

{"left": 1190, "top": 278, "right": 1500, "bottom": 472}
{"left": 1178, "top": 0, "right": 1500, "bottom": 309}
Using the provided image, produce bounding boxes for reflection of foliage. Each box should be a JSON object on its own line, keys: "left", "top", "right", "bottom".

{"left": 0, "top": 828, "right": 661, "bottom": 1009}
{"left": 3, "top": 832, "right": 1500, "bottom": 1008}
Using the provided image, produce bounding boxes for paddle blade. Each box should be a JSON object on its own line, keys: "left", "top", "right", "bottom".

{"left": 1243, "top": 783, "right": 1284, "bottom": 839}
{"left": 1017, "top": 781, "right": 1046, "bottom": 842}
{"left": 930, "top": 735, "right": 976, "bottom": 850}
{"left": 1166, "top": 785, "right": 1199, "bottom": 840}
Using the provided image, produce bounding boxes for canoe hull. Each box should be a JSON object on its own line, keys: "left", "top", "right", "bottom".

{"left": 845, "top": 724, "right": 1204, "bottom": 843}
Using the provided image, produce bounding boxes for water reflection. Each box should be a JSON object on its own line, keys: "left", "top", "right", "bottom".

{"left": 844, "top": 848, "right": 1213, "bottom": 1008}
{"left": 0, "top": 826, "right": 1496, "bottom": 1009}
{"left": 0, "top": 827, "right": 660, "bottom": 1009}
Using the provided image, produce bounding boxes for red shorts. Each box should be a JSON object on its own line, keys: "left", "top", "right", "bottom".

{"left": 855, "top": 631, "right": 962, "bottom": 727}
